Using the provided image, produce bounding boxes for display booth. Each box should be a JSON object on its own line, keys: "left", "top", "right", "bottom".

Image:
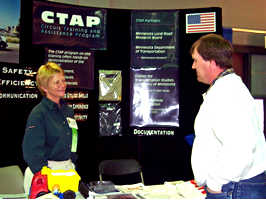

{"left": 0, "top": 0, "right": 222, "bottom": 184}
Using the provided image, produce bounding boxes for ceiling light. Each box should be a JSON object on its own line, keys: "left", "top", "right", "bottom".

{"left": 232, "top": 28, "right": 266, "bottom": 34}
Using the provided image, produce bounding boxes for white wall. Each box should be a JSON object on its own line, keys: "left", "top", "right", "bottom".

{"left": 49, "top": 0, "right": 266, "bottom": 30}
{"left": 49, "top": 0, "right": 266, "bottom": 47}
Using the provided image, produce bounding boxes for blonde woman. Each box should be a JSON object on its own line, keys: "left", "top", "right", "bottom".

{"left": 22, "top": 62, "right": 78, "bottom": 196}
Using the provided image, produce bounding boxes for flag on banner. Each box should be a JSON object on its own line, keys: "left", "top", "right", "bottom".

{"left": 186, "top": 12, "right": 216, "bottom": 34}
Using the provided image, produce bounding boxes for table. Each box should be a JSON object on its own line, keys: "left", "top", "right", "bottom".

{"left": 88, "top": 180, "right": 206, "bottom": 199}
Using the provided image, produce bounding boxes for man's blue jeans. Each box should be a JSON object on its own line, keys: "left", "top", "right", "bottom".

{"left": 206, "top": 171, "right": 266, "bottom": 199}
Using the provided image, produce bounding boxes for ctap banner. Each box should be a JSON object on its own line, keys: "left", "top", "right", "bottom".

{"left": 32, "top": 1, "right": 107, "bottom": 50}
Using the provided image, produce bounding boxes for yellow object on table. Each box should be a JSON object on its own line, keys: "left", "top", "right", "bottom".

{"left": 41, "top": 166, "right": 80, "bottom": 193}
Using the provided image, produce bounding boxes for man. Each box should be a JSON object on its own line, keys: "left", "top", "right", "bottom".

{"left": 190, "top": 33, "right": 266, "bottom": 199}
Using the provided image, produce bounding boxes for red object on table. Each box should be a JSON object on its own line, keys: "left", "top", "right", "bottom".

{"left": 190, "top": 180, "right": 206, "bottom": 194}
{"left": 29, "top": 171, "right": 49, "bottom": 199}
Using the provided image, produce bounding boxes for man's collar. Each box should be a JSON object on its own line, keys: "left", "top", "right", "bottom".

{"left": 204, "top": 68, "right": 234, "bottom": 96}
{"left": 211, "top": 68, "right": 234, "bottom": 86}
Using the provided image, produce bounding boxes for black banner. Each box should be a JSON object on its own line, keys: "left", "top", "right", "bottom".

{"left": 45, "top": 47, "right": 94, "bottom": 89}
{"left": 64, "top": 89, "right": 89, "bottom": 122}
{"left": 32, "top": 1, "right": 107, "bottom": 49}
{"left": 44, "top": 47, "right": 94, "bottom": 122}
{"left": 130, "top": 10, "right": 180, "bottom": 128}
{"left": 0, "top": 63, "right": 39, "bottom": 104}
{"left": 131, "top": 10, "right": 179, "bottom": 69}
{"left": 130, "top": 67, "right": 179, "bottom": 127}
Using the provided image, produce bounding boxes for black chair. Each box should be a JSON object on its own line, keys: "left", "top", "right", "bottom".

{"left": 98, "top": 159, "right": 144, "bottom": 185}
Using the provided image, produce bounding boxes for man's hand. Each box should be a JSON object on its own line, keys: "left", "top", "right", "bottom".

{"left": 207, "top": 187, "right": 222, "bottom": 194}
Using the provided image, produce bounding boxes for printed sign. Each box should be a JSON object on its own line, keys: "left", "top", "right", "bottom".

{"left": 131, "top": 10, "right": 179, "bottom": 69}
{"left": 45, "top": 47, "right": 94, "bottom": 89}
{"left": 130, "top": 67, "right": 179, "bottom": 127}
{"left": 32, "top": 1, "right": 107, "bottom": 49}
{"left": 0, "top": 64, "right": 39, "bottom": 103}
{"left": 130, "top": 11, "right": 180, "bottom": 128}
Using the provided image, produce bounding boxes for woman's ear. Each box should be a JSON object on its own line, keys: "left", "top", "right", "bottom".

{"left": 40, "top": 85, "right": 47, "bottom": 94}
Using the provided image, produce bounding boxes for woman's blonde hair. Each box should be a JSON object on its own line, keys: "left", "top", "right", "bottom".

{"left": 36, "top": 62, "right": 64, "bottom": 96}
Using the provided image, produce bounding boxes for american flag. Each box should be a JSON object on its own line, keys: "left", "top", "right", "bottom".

{"left": 186, "top": 12, "right": 216, "bottom": 34}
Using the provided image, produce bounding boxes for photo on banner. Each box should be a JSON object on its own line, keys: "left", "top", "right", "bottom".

{"left": 0, "top": 0, "right": 20, "bottom": 63}
{"left": 130, "top": 67, "right": 179, "bottom": 127}
{"left": 99, "top": 102, "right": 122, "bottom": 136}
{"left": 98, "top": 70, "right": 122, "bottom": 101}
{"left": 32, "top": 1, "right": 107, "bottom": 50}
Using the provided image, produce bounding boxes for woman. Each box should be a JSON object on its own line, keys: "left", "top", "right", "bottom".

{"left": 22, "top": 62, "right": 78, "bottom": 195}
